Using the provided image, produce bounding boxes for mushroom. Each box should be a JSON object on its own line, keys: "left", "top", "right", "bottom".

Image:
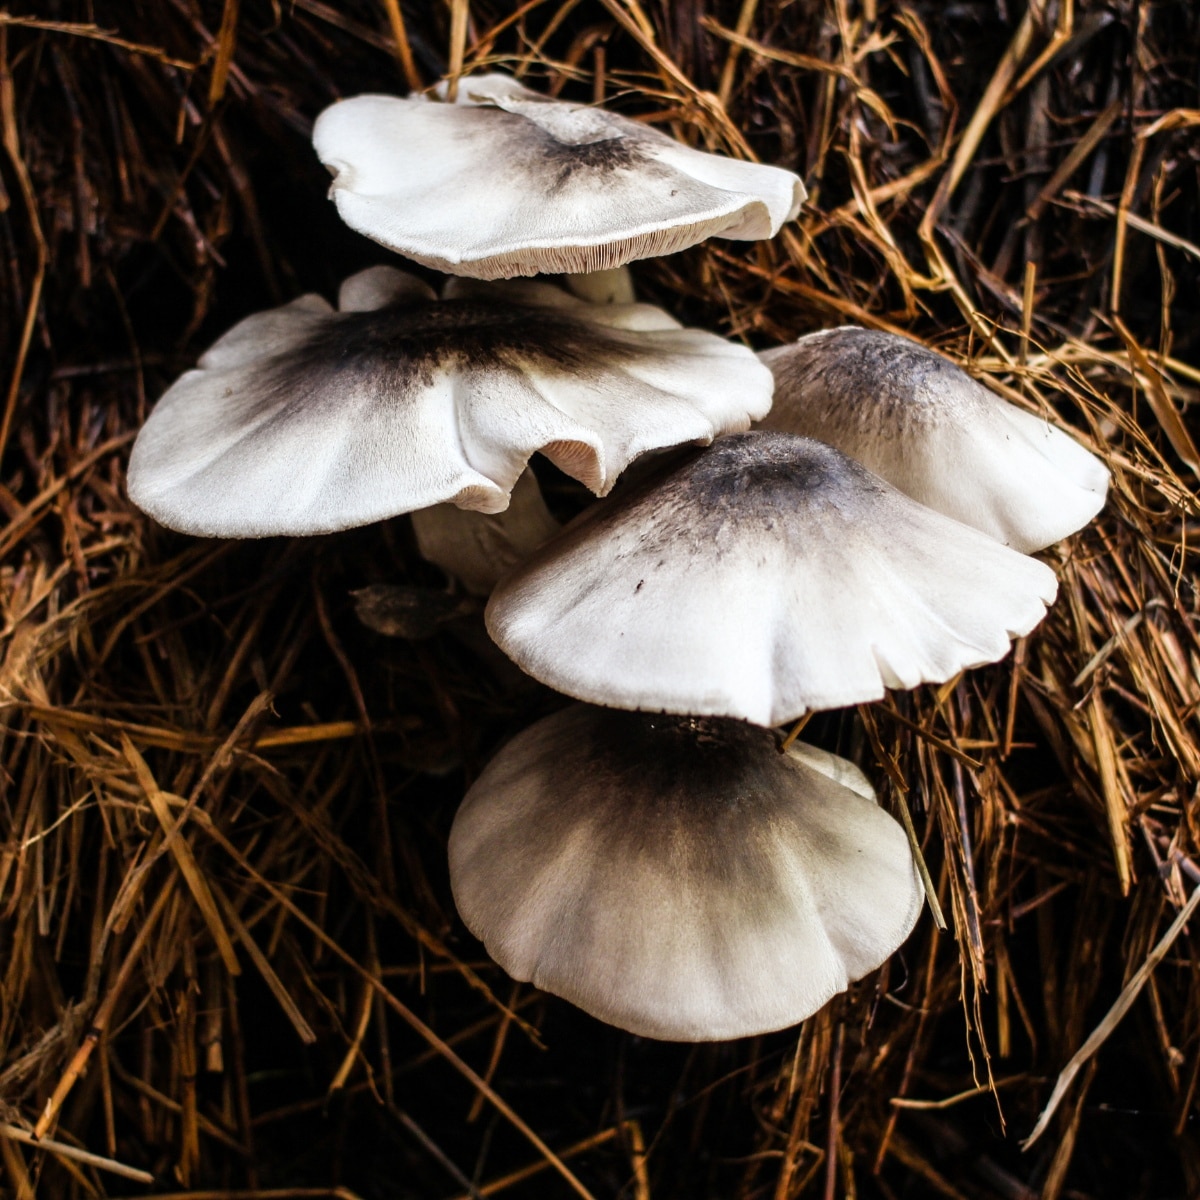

{"left": 449, "top": 704, "right": 923, "bottom": 1041}
{"left": 563, "top": 266, "right": 636, "bottom": 306}
{"left": 758, "top": 327, "right": 1110, "bottom": 552}
{"left": 126, "top": 267, "right": 773, "bottom": 538}
{"left": 485, "top": 432, "right": 1059, "bottom": 726}
{"left": 785, "top": 741, "right": 874, "bottom": 800}
{"left": 312, "top": 74, "right": 805, "bottom": 280}
{"left": 411, "top": 467, "right": 560, "bottom": 595}
{"left": 336, "top": 262, "right": 436, "bottom": 312}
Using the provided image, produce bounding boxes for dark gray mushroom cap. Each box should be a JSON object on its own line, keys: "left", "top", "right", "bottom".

{"left": 312, "top": 74, "right": 805, "bottom": 279}
{"left": 759, "top": 327, "right": 1109, "bottom": 552}
{"left": 448, "top": 704, "right": 923, "bottom": 1041}
{"left": 486, "top": 432, "right": 1059, "bottom": 726}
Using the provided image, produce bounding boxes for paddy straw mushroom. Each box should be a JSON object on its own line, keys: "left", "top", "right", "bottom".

{"left": 563, "top": 266, "right": 636, "bottom": 306}
{"left": 411, "top": 467, "right": 560, "bottom": 596}
{"left": 486, "top": 432, "right": 1059, "bottom": 726}
{"left": 449, "top": 704, "right": 923, "bottom": 1041}
{"left": 126, "top": 267, "right": 773, "bottom": 537}
{"left": 759, "top": 327, "right": 1110, "bottom": 553}
{"left": 312, "top": 74, "right": 805, "bottom": 279}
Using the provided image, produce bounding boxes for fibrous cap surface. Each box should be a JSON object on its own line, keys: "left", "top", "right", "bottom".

{"left": 486, "top": 432, "right": 1059, "bottom": 725}
{"left": 759, "top": 327, "right": 1109, "bottom": 552}
{"left": 450, "top": 705, "right": 923, "bottom": 1041}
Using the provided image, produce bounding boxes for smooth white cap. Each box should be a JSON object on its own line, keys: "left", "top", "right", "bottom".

{"left": 127, "top": 269, "right": 773, "bottom": 537}
{"left": 312, "top": 74, "right": 806, "bottom": 280}
{"left": 759, "top": 327, "right": 1109, "bottom": 552}
{"left": 486, "top": 432, "right": 1059, "bottom": 726}
{"left": 449, "top": 704, "right": 923, "bottom": 1041}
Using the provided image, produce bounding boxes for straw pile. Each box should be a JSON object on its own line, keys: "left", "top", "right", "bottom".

{"left": 1, "top": 1, "right": 1197, "bottom": 1196}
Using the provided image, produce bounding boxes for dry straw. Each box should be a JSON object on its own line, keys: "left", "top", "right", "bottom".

{"left": 1, "top": 1, "right": 1197, "bottom": 1197}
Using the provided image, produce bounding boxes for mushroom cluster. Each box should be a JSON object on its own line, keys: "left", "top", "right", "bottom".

{"left": 126, "top": 72, "right": 1109, "bottom": 1043}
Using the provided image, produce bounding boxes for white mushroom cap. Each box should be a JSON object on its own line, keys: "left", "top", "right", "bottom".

{"left": 411, "top": 468, "right": 560, "bottom": 595}
{"left": 759, "top": 327, "right": 1110, "bottom": 553}
{"left": 312, "top": 74, "right": 805, "bottom": 280}
{"left": 449, "top": 704, "right": 923, "bottom": 1041}
{"left": 126, "top": 269, "right": 773, "bottom": 538}
{"left": 485, "top": 432, "right": 1059, "bottom": 726}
